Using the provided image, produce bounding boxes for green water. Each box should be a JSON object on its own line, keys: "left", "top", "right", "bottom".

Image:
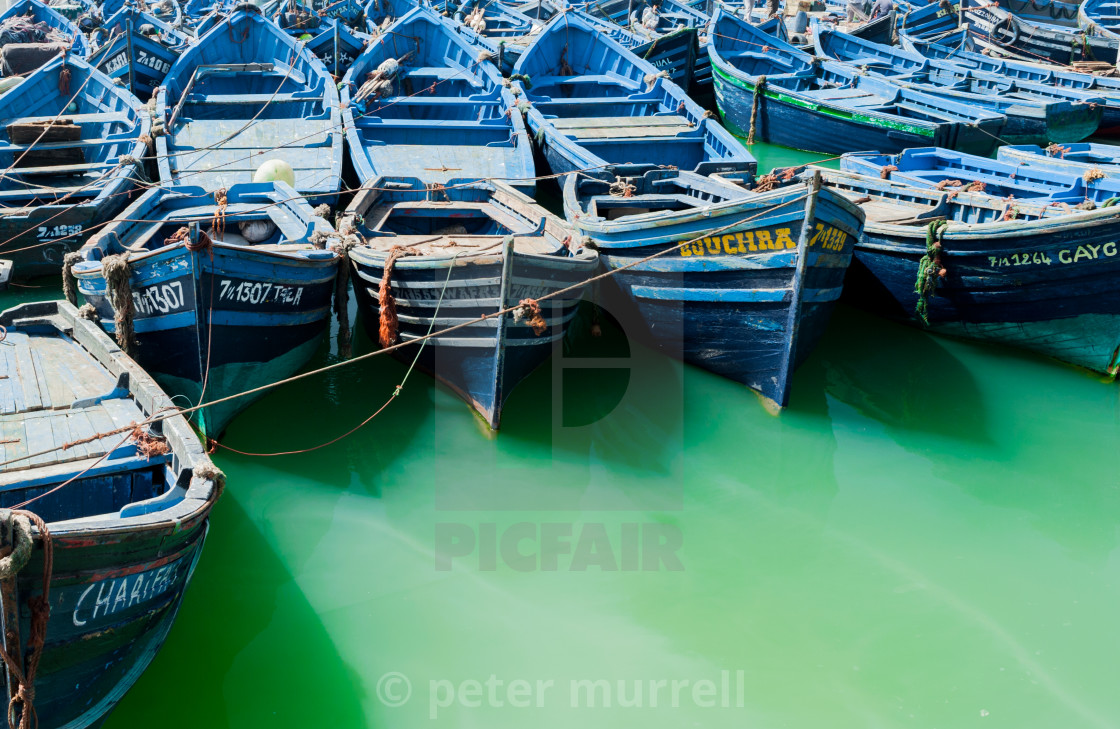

{"left": 4, "top": 143, "right": 1120, "bottom": 729}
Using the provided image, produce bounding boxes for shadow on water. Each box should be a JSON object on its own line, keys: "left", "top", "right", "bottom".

{"left": 102, "top": 493, "right": 368, "bottom": 728}
{"left": 815, "top": 304, "right": 994, "bottom": 447}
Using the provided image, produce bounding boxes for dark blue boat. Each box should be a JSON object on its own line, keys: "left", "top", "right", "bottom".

{"left": 341, "top": 177, "right": 598, "bottom": 429}
{"left": 706, "top": 8, "right": 1007, "bottom": 156}
{"left": 0, "top": 55, "right": 149, "bottom": 282}
{"left": 842, "top": 147, "right": 1120, "bottom": 203}
{"left": 269, "top": 0, "right": 371, "bottom": 76}
{"left": 813, "top": 24, "right": 1104, "bottom": 144}
{"left": 0, "top": 0, "right": 89, "bottom": 76}
{"left": 954, "top": 0, "right": 1117, "bottom": 65}
{"left": 87, "top": 5, "right": 190, "bottom": 99}
{"left": 514, "top": 11, "right": 756, "bottom": 181}
{"left": 341, "top": 5, "right": 535, "bottom": 193}
{"left": 901, "top": 27, "right": 1120, "bottom": 136}
{"left": 819, "top": 167, "right": 1120, "bottom": 377}
{"left": 154, "top": 5, "right": 344, "bottom": 202}
{"left": 71, "top": 182, "right": 340, "bottom": 437}
{"left": 0, "top": 299, "right": 220, "bottom": 728}
{"left": 564, "top": 169, "right": 865, "bottom": 406}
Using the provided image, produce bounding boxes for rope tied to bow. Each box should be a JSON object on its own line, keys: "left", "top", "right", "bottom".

{"left": 880, "top": 164, "right": 898, "bottom": 180}
{"left": 330, "top": 234, "right": 359, "bottom": 358}
{"left": 101, "top": 254, "right": 136, "bottom": 355}
{"left": 58, "top": 66, "right": 71, "bottom": 95}
{"left": 130, "top": 422, "right": 170, "bottom": 459}
{"left": 1083, "top": 168, "right": 1105, "bottom": 183}
{"left": 1046, "top": 143, "right": 1070, "bottom": 157}
{"left": 513, "top": 299, "right": 547, "bottom": 335}
{"left": 914, "top": 219, "right": 948, "bottom": 326}
{"left": 608, "top": 176, "right": 635, "bottom": 197}
{"left": 378, "top": 246, "right": 410, "bottom": 348}
{"left": 746, "top": 76, "right": 766, "bottom": 146}
{"left": 753, "top": 173, "right": 778, "bottom": 192}
{"left": 934, "top": 178, "right": 963, "bottom": 190}
{"left": 210, "top": 188, "right": 228, "bottom": 241}
{"left": 0, "top": 509, "right": 53, "bottom": 729}
{"left": 61, "top": 251, "right": 83, "bottom": 306}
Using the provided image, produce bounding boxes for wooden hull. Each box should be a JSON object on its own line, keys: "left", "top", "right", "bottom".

{"left": 77, "top": 243, "right": 338, "bottom": 437}
{"left": 87, "top": 11, "right": 186, "bottom": 100}
{"left": 567, "top": 177, "right": 864, "bottom": 407}
{"left": 349, "top": 248, "right": 596, "bottom": 429}
{"left": 0, "top": 300, "right": 219, "bottom": 729}
{"left": 964, "top": 2, "right": 1119, "bottom": 65}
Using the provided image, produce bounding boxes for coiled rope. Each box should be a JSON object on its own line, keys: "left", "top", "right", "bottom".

{"left": 915, "top": 219, "right": 948, "bottom": 325}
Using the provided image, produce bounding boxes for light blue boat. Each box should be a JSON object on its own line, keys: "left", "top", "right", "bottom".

{"left": 842, "top": 147, "right": 1120, "bottom": 203}
{"left": 515, "top": 11, "right": 756, "bottom": 181}
{"left": 341, "top": 5, "right": 535, "bottom": 193}
{"left": 154, "top": 5, "right": 344, "bottom": 202}
{"left": 997, "top": 143, "right": 1120, "bottom": 180}
{"left": 87, "top": 4, "right": 191, "bottom": 99}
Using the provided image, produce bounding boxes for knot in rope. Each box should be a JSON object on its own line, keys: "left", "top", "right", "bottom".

{"left": 130, "top": 422, "right": 171, "bottom": 459}
{"left": 194, "top": 462, "right": 226, "bottom": 501}
{"left": 513, "top": 298, "right": 547, "bottom": 335}
{"left": 77, "top": 303, "right": 99, "bottom": 321}
{"left": 313, "top": 203, "right": 332, "bottom": 219}
{"left": 914, "top": 219, "right": 948, "bottom": 325}
{"left": 753, "top": 173, "right": 778, "bottom": 192}
{"left": 608, "top": 176, "right": 636, "bottom": 197}
{"left": 643, "top": 70, "right": 669, "bottom": 89}
{"left": 880, "top": 164, "right": 898, "bottom": 180}
{"left": 211, "top": 188, "right": 228, "bottom": 241}
{"left": 934, "top": 178, "right": 963, "bottom": 190}
{"left": 101, "top": 253, "right": 136, "bottom": 355}
{"left": 509, "top": 73, "right": 532, "bottom": 88}
{"left": 58, "top": 66, "right": 71, "bottom": 95}
{"left": 1083, "top": 168, "right": 1105, "bottom": 183}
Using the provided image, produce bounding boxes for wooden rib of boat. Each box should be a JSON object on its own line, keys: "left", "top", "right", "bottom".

{"left": 341, "top": 5, "right": 535, "bottom": 193}
{"left": 0, "top": 0, "right": 89, "bottom": 75}
{"left": 0, "top": 55, "right": 149, "bottom": 282}
{"left": 706, "top": 8, "right": 1006, "bottom": 156}
{"left": 340, "top": 177, "right": 598, "bottom": 429}
{"left": 841, "top": 147, "right": 1120, "bottom": 203}
{"left": 813, "top": 24, "right": 1104, "bottom": 144}
{"left": 71, "top": 182, "right": 340, "bottom": 437}
{"left": 87, "top": 5, "right": 191, "bottom": 100}
{"left": 997, "top": 143, "right": 1120, "bottom": 180}
{"left": 818, "top": 167, "right": 1120, "bottom": 377}
{"left": 514, "top": 11, "right": 756, "bottom": 181}
{"left": 154, "top": 4, "right": 343, "bottom": 202}
{"left": 0, "top": 299, "right": 220, "bottom": 728}
{"left": 564, "top": 168, "right": 865, "bottom": 407}
{"left": 901, "top": 27, "right": 1120, "bottom": 136}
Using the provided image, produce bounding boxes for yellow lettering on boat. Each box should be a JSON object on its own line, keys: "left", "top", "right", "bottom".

{"left": 1059, "top": 249, "right": 1073, "bottom": 264}
{"left": 743, "top": 231, "right": 756, "bottom": 251}
{"left": 756, "top": 230, "right": 773, "bottom": 250}
{"left": 680, "top": 240, "right": 692, "bottom": 256}
{"left": 722, "top": 234, "right": 738, "bottom": 254}
{"left": 691, "top": 240, "right": 705, "bottom": 256}
{"left": 775, "top": 228, "right": 796, "bottom": 249}
{"left": 734, "top": 233, "right": 747, "bottom": 253}
{"left": 809, "top": 223, "right": 823, "bottom": 246}
{"left": 1104, "top": 242, "right": 1118, "bottom": 257}
{"left": 706, "top": 237, "right": 721, "bottom": 255}
{"left": 1074, "top": 245, "right": 1093, "bottom": 262}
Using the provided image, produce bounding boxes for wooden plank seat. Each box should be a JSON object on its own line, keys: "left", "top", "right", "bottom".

{"left": 552, "top": 114, "right": 695, "bottom": 139}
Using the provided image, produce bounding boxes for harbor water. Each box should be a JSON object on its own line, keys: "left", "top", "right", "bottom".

{"left": 4, "top": 143, "right": 1119, "bottom": 729}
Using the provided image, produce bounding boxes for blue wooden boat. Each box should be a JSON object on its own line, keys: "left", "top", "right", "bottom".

{"left": 0, "top": 0, "right": 89, "bottom": 76}
{"left": 87, "top": 5, "right": 191, "bottom": 99}
{"left": 100, "top": 0, "right": 183, "bottom": 25}
{"left": 341, "top": 177, "right": 598, "bottom": 429}
{"left": 71, "top": 182, "right": 340, "bottom": 437}
{"left": 579, "top": 0, "right": 711, "bottom": 94}
{"left": 817, "top": 166, "right": 1120, "bottom": 377}
{"left": 1080, "top": 0, "right": 1120, "bottom": 38}
{"left": 564, "top": 168, "right": 865, "bottom": 407}
{"left": 341, "top": 6, "right": 534, "bottom": 193}
{"left": 842, "top": 147, "right": 1120, "bottom": 204}
{"left": 902, "top": 28, "right": 1120, "bottom": 136}
{"left": 0, "top": 55, "right": 149, "bottom": 282}
{"left": 0, "top": 299, "right": 220, "bottom": 728}
{"left": 997, "top": 143, "right": 1120, "bottom": 180}
{"left": 443, "top": 0, "right": 540, "bottom": 71}
{"left": 154, "top": 5, "right": 343, "bottom": 202}
{"left": 181, "top": 0, "right": 235, "bottom": 32}
{"left": 955, "top": 0, "right": 1117, "bottom": 65}
{"left": 813, "top": 24, "right": 1104, "bottom": 143}
{"left": 515, "top": 12, "right": 756, "bottom": 181}
{"left": 274, "top": 7, "right": 371, "bottom": 77}
{"left": 706, "top": 8, "right": 1006, "bottom": 156}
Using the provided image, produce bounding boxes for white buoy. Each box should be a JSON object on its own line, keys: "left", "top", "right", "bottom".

{"left": 253, "top": 159, "right": 296, "bottom": 187}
